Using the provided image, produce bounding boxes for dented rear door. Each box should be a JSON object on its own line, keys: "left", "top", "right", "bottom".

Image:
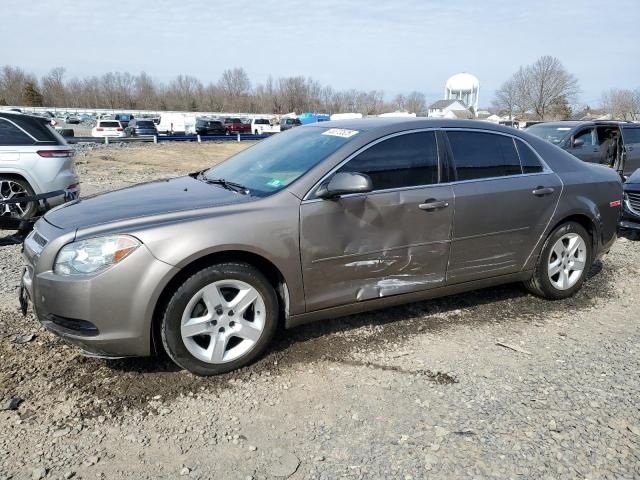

{"left": 299, "top": 130, "right": 454, "bottom": 312}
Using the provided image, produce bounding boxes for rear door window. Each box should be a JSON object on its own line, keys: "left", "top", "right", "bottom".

{"left": 337, "top": 131, "right": 439, "bottom": 190}
{"left": 0, "top": 119, "right": 34, "bottom": 145}
{"left": 447, "top": 131, "right": 522, "bottom": 180}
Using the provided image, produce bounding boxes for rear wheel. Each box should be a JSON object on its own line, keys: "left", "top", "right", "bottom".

{"left": 524, "top": 221, "right": 591, "bottom": 299}
{"left": 161, "top": 262, "right": 278, "bottom": 376}
{"left": 0, "top": 177, "right": 37, "bottom": 219}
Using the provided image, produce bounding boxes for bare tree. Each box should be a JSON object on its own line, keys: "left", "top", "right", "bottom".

{"left": 218, "top": 67, "right": 251, "bottom": 111}
{"left": 0, "top": 66, "right": 36, "bottom": 105}
{"left": 492, "top": 78, "right": 518, "bottom": 118}
{"left": 601, "top": 88, "right": 640, "bottom": 121}
{"left": 524, "top": 56, "right": 579, "bottom": 120}
{"left": 41, "top": 67, "right": 67, "bottom": 107}
{"left": 404, "top": 91, "right": 426, "bottom": 115}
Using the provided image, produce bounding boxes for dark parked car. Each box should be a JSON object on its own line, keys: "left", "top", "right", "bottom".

{"left": 280, "top": 118, "right": 302, "bottom": 131}
{"left": 195, "top": 119, "right": 225, "bottom": 136}
{"left": 621, "top": 169, "right": 640, "bottom": 232}
{"left": 526, "top": 121, "right": 640, "bottom": 177}
{"left": 124, "top": 119, "right": 158, "bottom": 137}
{"left": 114, "top": 113, "right": 134, "bottom": 128}
{"left": 22, "top": 119, "right": 621, "bottom": 376}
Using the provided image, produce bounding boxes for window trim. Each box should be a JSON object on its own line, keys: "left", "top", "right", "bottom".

{"left": 0, "top": 117, "right": 38, "bottom": 145}
{"left": 302, "top": 127, "right": 553, "bottom": 202}
{"left": 302, "top": 128, "right": 443, "bottom": 202}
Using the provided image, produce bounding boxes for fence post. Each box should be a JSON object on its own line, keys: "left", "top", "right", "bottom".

{"left": 105, "top": 136, "right": 109, "bottom": 146}
{"left": 237, "top": 132, "right": 241, "bottom": 142}
{"left": 153, "top": 135, "right": 158, "bottom": 144}
{"left": 197, "top": 134, "right": 201, "bottom": 143}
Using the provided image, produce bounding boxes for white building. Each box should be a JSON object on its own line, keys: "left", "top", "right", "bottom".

{"left": 444, "top": 73, "right": 480, "bottom": 114}
{"left": 427, "top": 99, "right": 469, "bottom": 118}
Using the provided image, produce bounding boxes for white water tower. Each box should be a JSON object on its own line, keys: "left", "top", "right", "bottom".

{"left": 444, "top": 73, "right": 480, "bottom": 113}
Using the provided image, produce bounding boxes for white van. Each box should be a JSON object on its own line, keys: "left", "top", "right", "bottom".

{"left": 156, "top": 113, "right": 197, "bottom": 135}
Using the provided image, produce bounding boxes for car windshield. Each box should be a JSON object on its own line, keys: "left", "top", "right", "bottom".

{"left": 526, "top": 124, "right": 573, "bottom": 144}
{"left": 203, "top": 126, "right": 354, "bottom": 197}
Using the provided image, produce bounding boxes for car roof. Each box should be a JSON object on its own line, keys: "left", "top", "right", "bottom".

{"left": 303, "top": 117, "right": 527, "bottom": 135}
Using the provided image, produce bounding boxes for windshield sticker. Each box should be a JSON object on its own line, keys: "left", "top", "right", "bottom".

{"left": 266, "top": 178, "right": 285, "bottom": 188}
{"left": 556, "top": 127, "right": 572, "bottom": 131}
{"left": 322, "top": 128, "right": 359, "bottom": 138}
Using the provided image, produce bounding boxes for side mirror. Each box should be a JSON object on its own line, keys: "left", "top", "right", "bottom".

{"left": 573, "top": 138, "right": 584, "bottom": 148}
{"left": 316, "top": 172, "right": 373, "bottom": 199}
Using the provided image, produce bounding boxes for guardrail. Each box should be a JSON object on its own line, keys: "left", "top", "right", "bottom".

{"left": 66, "top": 133, "right": 271, "bottom": 145}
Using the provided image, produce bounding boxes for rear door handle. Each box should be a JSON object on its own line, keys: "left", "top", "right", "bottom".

{"left": 418, "top": 200, "right": 449, "bottom": 211}
{"left": 532, "top": 187, "right": 555, "bottom": 196}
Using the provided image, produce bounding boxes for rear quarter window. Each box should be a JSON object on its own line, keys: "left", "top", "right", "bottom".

{"left": 515, "top": 139, "right": 544, "bottom": 173}
{"left": 0, "top": 118, "right": 34, "bottom": 145}
{"left": 623, "top": 128, "right": 640, "bottom": 144}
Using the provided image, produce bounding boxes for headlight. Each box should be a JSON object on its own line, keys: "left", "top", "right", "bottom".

{"left": 54, "top": 235, "right": 140, "bottom": 276}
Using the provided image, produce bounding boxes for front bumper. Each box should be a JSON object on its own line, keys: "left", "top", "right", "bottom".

{"left": 22, "top": 226, "right": 178, "bottom": 358}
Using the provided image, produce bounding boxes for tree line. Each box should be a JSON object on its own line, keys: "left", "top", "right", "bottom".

{"left": 0, "top": 65, "right": 428, "bottom": 115}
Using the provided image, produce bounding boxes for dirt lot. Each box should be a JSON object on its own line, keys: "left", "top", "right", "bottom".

{"left": 1, "top": 142, "right": 639, "bottom": 480}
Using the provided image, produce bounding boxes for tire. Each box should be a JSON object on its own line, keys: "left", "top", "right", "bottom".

{"left": 161, "top": 262, "right": 279, "bottom": 376}
{"left": 225, "top": 130, "right": 230, "bottom": 135}
{"left": 255, "top": 130, "right": 259, "bottom": 135}
{"left": 524, "top": 221, "right": 592, "bottom": 299}
{"left": 0, "top": 176, "right": 38, "bottom": 219}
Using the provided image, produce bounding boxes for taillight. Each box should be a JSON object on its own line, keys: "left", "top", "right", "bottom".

{"left": 96, "top": 127, "right": 104, "bottom": 131}
{"left": 37, "top": 150, "right": 74, "bottom": 158}
{"left": 117, "top": 128, "right": 123, "bottom": 131}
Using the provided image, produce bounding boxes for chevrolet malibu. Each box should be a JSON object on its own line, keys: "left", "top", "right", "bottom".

{"left": 21, "top": 119, "right": 622, "bottom": 376}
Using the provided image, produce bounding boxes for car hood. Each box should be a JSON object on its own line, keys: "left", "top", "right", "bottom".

{"left": 44, "top": 175, "right": 252, "bottom": 230}
{"left": 624, "top": 169, "right": 640, "bottom": 188}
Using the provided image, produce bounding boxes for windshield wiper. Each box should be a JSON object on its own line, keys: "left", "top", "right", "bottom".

{"left": 202, "top": 177, "right": 250, "bottom": 195}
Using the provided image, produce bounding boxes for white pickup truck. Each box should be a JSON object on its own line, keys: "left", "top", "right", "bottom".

{"left": 251, "top": 118, "right": 280, "bottom": 135}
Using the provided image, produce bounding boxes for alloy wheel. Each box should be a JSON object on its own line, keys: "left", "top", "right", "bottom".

{"left": 547, "top": 233, "right": 587, "bottom": 290}
{"left": 180, "top": 279, "right": 266, "bottom": 364}
{"left": 0, "top": 179, "right": 31, "bottom": 218}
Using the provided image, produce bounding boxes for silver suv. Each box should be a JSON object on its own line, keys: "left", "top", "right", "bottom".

{"left": 0, "top": 112, "right": 79, "bottom": 218}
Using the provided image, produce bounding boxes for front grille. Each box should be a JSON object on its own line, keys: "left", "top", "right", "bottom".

{"left": 627, "top": 192, "right": 640, "bottom": 215}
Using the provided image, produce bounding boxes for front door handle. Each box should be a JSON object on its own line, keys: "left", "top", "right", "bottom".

{"left": 418, "top": 199, "right": 450, "bottom": 211}
{"left": 532, "top": 187, "right": 555, "bottom": 196}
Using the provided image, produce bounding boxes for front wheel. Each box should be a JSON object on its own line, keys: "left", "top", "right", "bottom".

{"left": 524, "top": 221, "right": 591, "bottom": 299}
{"left": 161, "top": 262, "right": 279, "bottom": 376}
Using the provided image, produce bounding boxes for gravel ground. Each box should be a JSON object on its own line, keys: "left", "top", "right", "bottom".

{"left": 1, "top": 143, "right": 639, "bottom": 480}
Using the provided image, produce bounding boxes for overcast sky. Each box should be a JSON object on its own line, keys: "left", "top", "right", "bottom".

{"left": 1, "top": 0, "right": 638, "bottom": 107}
